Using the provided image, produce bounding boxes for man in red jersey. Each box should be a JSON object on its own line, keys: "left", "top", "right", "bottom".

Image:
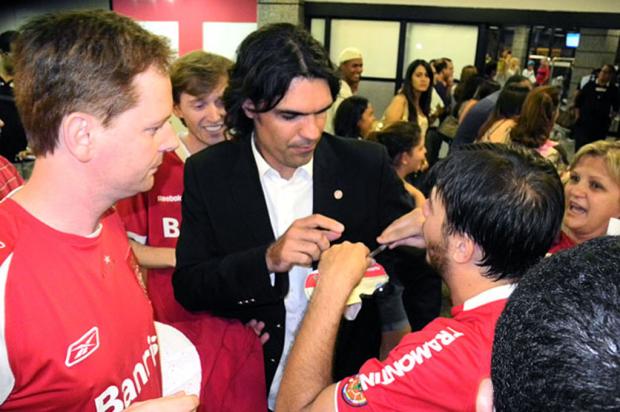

{"left": 0, "top": 10, "right": 197, "bottom": 411}
{"left": 117, "top": 50, "right": 233, "bottom": 324}
{"left": 277, "top": 144, "right": 564, "bottom": 412}
{"left": 116, "top": 51, "right": 268, "bottom": 412}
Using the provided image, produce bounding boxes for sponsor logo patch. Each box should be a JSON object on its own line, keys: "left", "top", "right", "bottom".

{"left": 341, "top": 375, "right": 367, "bottom": 407}
{"left": 157, "top": 195, "right": 182, "bottom": 203}
{"left": 65, "top": 326, "right": 100, "bottom": 367}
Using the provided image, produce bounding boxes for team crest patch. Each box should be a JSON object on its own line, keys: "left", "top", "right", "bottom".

{"left": 341, "top": 375, "right": 367, "bottom": 407}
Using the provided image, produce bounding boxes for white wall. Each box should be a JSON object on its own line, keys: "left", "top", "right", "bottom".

{"left": 404, "top": 23, "right": 478, "bottom": 78}
{"left": 305, "top": 0, "right": 620, "bottom": 13}
{"left": 330, "top": 20, "right": 400, "bottom": 78}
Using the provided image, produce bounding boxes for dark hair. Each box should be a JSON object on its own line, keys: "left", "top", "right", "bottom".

{"left": 224, "top": 23, "right": 339, "bottom": 137}
{"left": 434, "top": 59, "right": 448, "bottom": 75}
{"left": 453, "top": 75, "right": 484, "bottom": 115}
{"left": 0, "top": 30, "right": 18, "bottom": 77}
{"left": 483, "top": 61, "right": 498, "bottom": 78}
{"left": 473, "top": 79, "right": 501, "bottom": 100}
{"left": 492, "top": 236, "right": 620, "bottom": 411}
{"left": 504, "top": 74, "right": 529, "bottom": 87}
{"left": 0, "top": 30, "right": 17, "bottom": 54}
{"left": 368, "top": 121, "right": 421, "bottom": 167}
{"left": 477, "top": 84, "right": 529, "bottom": 139}
{"left": 171, "top": 51, "right": 232, "bottom": 105}
{"left": 510, "top": 86, "right": 560, "bottom": 148}
{"left": 427, "top": 143, "right": 564, "bottom": 281}
{"left": 333, "top": 95, "right": 369, "bottom": 138}
{"left": 402, "top": 59, "right": 433, "bottom": 121}
{"left": 13, "top": 10, "right": 172, "bottom": 156}
{"left": 459, "top": 65, "right": 478, "bottom": 84}
{"left": 601, "top": 63, "right": 616, "bottom": 75}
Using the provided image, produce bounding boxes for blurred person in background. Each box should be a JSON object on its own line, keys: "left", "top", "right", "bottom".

{"left": 572, "top": 63, "right": 619, "bottom": 151}
{"left": 325, "top": 47, "right": 364, "bottom": 134}
{"left": 477, "top": 84, "right": 529, "bottom": 143}
{"left": 0, "top": 118, "right": 24, "bottom": 199}
{"left": 0, "top": 30, "right": 28, "bottom": 163}
{"left": 510, "top": 86, "right": 569, "bottom": 177}
{"left": 333, "top": 95, "right": 376, "bottom": 139}
{"left": 522, "top": 60, "right": 536, "bottom": 84}
{"left": 384, "top": 60, "right": 433, "bottom": 144}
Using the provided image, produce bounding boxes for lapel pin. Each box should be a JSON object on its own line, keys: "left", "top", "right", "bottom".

{"left": 334, "top": 189, "right": 343, "bottom": 200}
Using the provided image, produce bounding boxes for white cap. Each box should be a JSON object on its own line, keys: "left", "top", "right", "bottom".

{"left": 338, "top": 47, "right": 363, "bottom": 65}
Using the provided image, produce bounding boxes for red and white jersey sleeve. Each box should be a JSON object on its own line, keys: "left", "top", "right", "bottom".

{"left": 116, "top": 151, "right": 185, "bottom": 249}
{"left": 116, "top": 190, "right": 149, "bottom": 245}
{"left": 116, "top": 151, "right": 193, "bottom": 323}
{"left": 0, "top": 199, "right": 162, "bottom": 411}
{"left": 334, "top": 286, "right": 514, "bottom": 412}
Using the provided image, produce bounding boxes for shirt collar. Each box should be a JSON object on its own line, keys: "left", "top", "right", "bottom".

{"left": 462, "top": 283, "right": 517, "bottom": 312}
{"left": 251, "top": 133, "right": 313, "bottom": 180}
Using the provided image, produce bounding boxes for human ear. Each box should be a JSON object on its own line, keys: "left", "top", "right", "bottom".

{"left": 242, "top": 100, "right": 257, "bottom": 119}
{"left": 172, "top": 104, "right": 184, "bottom": 119}
{"left": 60, "top": 113, "right": 97, "bottom": 162}
{"left": 451, "top": 233, "right": 476, "bottom": 264}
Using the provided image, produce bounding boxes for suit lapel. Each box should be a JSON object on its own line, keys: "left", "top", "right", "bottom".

{"left": 230, "top": 137, "right": 276, "bottom": 245}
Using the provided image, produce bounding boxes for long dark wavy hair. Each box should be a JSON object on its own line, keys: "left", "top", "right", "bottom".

{"left": 402, "top": 59, "right": 433, "bottom": 123}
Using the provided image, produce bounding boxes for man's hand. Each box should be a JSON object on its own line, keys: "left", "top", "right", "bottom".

{"left": 266, "top": 214, "right": 344, "bottom": 273}
{"left": 376, "top": 207, "right": 426, "bottom": 249}
{"left": 246, "top": 319, "right": 270, "bottom": 345}
{"left": 276, "top": 242, "right": 369, "bottom": 412}
{"left": 316, "top": 242, "right": 370, "bottom": 293}
{"left": 125, "top": 392, "right": 199, "bottom": 411}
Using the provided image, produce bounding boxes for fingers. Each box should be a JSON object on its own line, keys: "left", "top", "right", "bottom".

{"left": 376, "top": 208, "right": 426, "bottom": 248}
{"left": 318, "top": 242, "right": 371, "bottom": 290}
{"left": 297, "top": 214, "right": 345, "bottom": 234}
{"left": 246, "top": 319, "right": 270, "bottom": 345}
{"left": 266, "top": 215, "right": 344, "bottom": 272}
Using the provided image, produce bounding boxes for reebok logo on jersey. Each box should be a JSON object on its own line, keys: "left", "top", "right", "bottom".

{"left": 157, "top": 195, "right": 182, "bottom": 203}
{"left": 65, "top": 326, "right": 100, "bottom": 367}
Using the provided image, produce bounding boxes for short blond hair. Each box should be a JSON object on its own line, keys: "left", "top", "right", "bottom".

{"left": 571, "top": 140, "right": 620, "bottom": 184}
{"left": 14, "top": 10, "right": 172, "bottom": 156}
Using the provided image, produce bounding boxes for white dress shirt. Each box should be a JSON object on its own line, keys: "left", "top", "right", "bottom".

{"left": 251, "top": 136, "right": 314, "bottom": 410}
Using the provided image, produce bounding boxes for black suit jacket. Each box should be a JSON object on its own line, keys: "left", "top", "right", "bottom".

{"left": 173, "top": 133, "right": 413, "bottom": 388}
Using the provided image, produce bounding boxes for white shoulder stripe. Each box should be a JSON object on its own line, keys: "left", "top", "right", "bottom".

{"left": 126, "top": 231, "right": 147, "bottom": 245}
{"left": 0, "top": 253, "right": 15, "bottom": 404}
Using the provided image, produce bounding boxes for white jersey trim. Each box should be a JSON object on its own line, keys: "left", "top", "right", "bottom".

{"left": 127, "top": 231, "right": 147, "bottom": 245}
{"left": 463, "top": 283, "right": 517, "bottom": 312}
{"left": 0, "top": 253, "right": 15, "bottom": 404}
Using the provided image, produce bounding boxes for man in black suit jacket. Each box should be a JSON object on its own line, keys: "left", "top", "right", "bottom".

{"left": 173, "top": 23, "right": 412, "bottom": 409}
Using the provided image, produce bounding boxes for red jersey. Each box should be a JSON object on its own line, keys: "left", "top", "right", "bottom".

{"left": 548, "top": 230, "right": 577, "bottom": 254}
{"left": 0, "top": 156, "right": 22, "bottom": 200}
{"left": 335, "top": 285, "right": 515, "bottom": 412}
{"left": 117, "top": 148, "right": 268, "bottom": 411}
{"left": 116, "top": 150, "right": 192, "bottom": 323}
{"left": 0, "top": 199, "right": 162, "bottom": 411}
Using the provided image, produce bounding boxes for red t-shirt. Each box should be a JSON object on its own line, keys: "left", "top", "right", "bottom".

{"left": 0, "top": 199, "right": 162, "bottom": 411}
{"left": 116, "top": 150, "right": 194, "bottom": 323}
{"left": 335, "top": 285, "right": 515, "bottom": 412}
{"left": 548, "top": 230, "right": 577, "bottom": 255}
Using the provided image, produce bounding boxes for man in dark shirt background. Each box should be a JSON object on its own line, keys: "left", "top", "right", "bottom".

{"left": 0, "top": 30, "right": 28, "bottom": 163}
{"left": 573, "top": 63, "right": 620, "bottom": 150}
